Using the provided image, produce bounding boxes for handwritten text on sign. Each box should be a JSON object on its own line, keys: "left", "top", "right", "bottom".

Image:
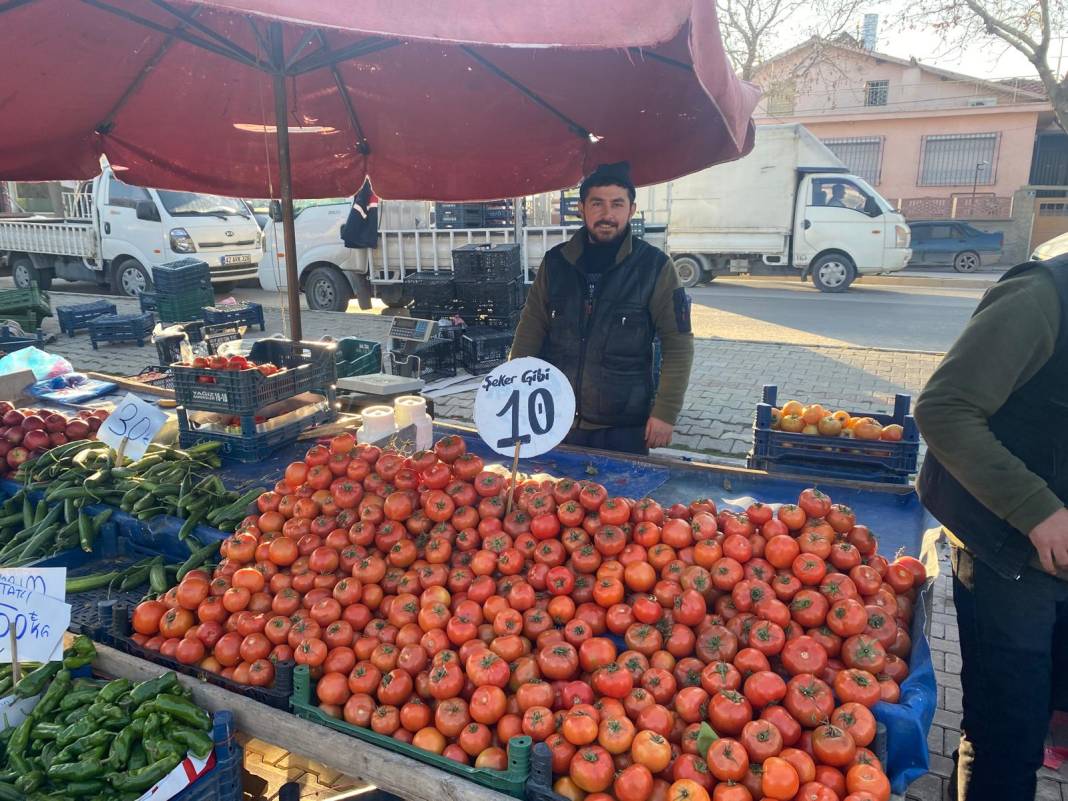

{"left": 0, "top": 568, "right": 66, "bottom": 602}
{"left": 473, "top": 357, "right": 576, "bottom": 459}
{"left": 0, "top": 577, "right": 70, "bottom": 663}
{"left": 98, "top": 392, "right": 168, "bottom": 461}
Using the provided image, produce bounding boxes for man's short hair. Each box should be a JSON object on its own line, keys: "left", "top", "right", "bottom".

{"left": 580, "top": 162, "right": 636, "bottom": 202}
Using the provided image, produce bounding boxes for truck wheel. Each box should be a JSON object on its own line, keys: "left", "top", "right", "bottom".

{"left": 953, "top": 251, "right": 980, "bottom": 273}
{"left": 10, "top": 256, "right": 50, "bottom": 290}
{"left": 810, "top": 254, "right": 856, "bottom": 293}
{"left": 674, "top": 256, "right": 702, "bottom": 288}
{"left": 305, "top": 266, "right": 352, "bottom": 312}
{"left": 111, "top": 258, "right": 152, "bottom": 297}
{"left": 375, "top": 283, "right": 411, "bottom": 309}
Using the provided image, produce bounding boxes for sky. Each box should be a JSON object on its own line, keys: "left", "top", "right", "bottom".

{"left": 785, "top": 1, "right": 1058, "bottom": 81}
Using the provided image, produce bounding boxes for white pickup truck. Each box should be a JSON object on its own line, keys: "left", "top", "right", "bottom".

{"left": 0, "top": 167, "right": 263, "bottom": 296}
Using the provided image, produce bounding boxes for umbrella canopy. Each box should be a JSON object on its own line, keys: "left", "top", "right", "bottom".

{"left": 0, "top": 0, "right": 759, "bottom": 201}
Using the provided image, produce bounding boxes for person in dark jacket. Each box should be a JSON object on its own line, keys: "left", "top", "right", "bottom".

{"left": 340, "top": 179, "right": 379, "bottom": 310}
{"left": 510, "top": 162, "right": 694, "bottom": 455}
{"left": 914, "top": 254, "right": 1068, "bottom": 801}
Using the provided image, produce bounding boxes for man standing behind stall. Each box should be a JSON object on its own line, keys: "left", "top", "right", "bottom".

{"left": 914, "top": 253, "right": 1068, "bottom": 801}
{"left": 510, "top": 162, "right": 694, "bottom": 455}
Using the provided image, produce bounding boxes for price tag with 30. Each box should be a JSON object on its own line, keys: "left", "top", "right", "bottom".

{"left": 98, "top": 393, "right": 168, "bottom": 461}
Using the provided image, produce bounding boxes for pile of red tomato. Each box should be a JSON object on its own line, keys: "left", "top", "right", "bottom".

{"left": 131, "top": 434, "right": 926, "bottom": 801}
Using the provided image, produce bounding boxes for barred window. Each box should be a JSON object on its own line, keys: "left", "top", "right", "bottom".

{"left": 864, "top": 80, "right": 889, "bottom": 107}
{"left": 919, "top": 133, "right": 998, "bottom": 186}
{"left": 821, "top": 137, "right": 884, "bottom": 184}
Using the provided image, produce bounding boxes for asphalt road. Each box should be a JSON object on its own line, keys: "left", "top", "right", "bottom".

{"left": 4, "top": 274, "right": 985, "bottom": 353}
{"left": 686, "top": 276, "right": 983, "bottom": 351}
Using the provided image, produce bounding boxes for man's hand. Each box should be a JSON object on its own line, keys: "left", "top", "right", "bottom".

{"left": 1028, "top": 507, "right": 1068, "bottom": 574}
{"left": 645, "top": 417, "right": 674, "bottom": 450}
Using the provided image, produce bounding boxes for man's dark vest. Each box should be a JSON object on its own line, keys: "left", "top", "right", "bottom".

{"left": 917, "top": 255, "right": 1068, "bottom": 580}
{"left": 540, "top": 235, "right": 668, "bottom": 428}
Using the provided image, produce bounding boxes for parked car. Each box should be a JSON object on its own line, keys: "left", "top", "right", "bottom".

{"left": 1032, "top": 231, "right": 1068, "bottom": 261}
{"left": 907, "top": 221, "right": 1003, "bottom": 272}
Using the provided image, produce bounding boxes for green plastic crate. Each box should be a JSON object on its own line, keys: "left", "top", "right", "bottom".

{"left": 291, "top": 665, "right": 531, "bottom": 797}
{"left": 0, "top": 283, "right": 50, "bottom": 316}
{"left": 157, "top": 287, "right": 214, "bottom": 324}
{"left": 336, "top": 337, "right": 382, "bottom": 378}
{"left": 0, "top": 309, "right": 49, "bottom": 332}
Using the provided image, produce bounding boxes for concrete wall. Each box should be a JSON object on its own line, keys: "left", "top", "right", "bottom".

{"left": 797, "top": 111, "right": 1041, "bottom": 202}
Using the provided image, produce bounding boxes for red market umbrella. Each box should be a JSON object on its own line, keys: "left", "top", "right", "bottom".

{"left": 0, "top": 0, "right": 759, "bottom": 337}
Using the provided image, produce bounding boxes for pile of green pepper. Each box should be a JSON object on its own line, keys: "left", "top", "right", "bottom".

{"left": 0, "top": 637, "right": 215, "bottom": 801}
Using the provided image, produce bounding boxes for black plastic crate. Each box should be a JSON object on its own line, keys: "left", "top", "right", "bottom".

{"left": 410, "top": 306, "right": 459, "bottom": 322}
{"left": 455, "top": 278, "right": 523, "bottom": 316}
{"left": 129, "top": 366, "right": 174, "bottom": 389}
{"left": 56, "top": 300, "right": 116, "bottom": 337}
{"left": 89, "top": 312, "right": 155, "bottom": 348}
{"left": 461, "top": 327, "right": 512, "bottom": 375}
{"left": 404, "top": 272, "right": 457, "bottom": 310}
{"left": 172, "top": 339, "right": 337, "bottom": 414}
{"left": 394, "top": 338, "right": 456, "bottom": 382}
{"left": 177, "top": 402, "right": 336, "bottom": 462}
{"left": 747, "top": 384, "right": 920, "bottom": 484}
{"left": 452, "top": 243, "right": 522, "bottom": 282}
{"left": 202, "top": 301, "right": 266, "bottom": 331}
{"left": 152, "top": 257, "right": 212, "bottom": 291}
{"left": 463, "top": 310, "right": 522, "bottom": 331}
{"left": 107, "top": 601, "right": 294, "bottom": 709}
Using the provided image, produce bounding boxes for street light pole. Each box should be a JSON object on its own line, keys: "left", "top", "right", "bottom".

{"left": 970, "top": 160, "right": 988, "bottom": 218}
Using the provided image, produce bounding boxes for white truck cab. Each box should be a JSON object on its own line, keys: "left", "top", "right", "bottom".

{"left": 0, "top": 167, "right": 262, "bottom": 295}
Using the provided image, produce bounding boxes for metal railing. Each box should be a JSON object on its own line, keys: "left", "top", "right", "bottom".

{"left": 61, "top": 191, "right": 94, "bottom": 220}
{"left": 0, "top": 219, "right": 98, "bottom": 258}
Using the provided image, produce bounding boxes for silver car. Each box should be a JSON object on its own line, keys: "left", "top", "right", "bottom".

{"left": 1032, "top": 231, "right": 1068, "bottom": 261}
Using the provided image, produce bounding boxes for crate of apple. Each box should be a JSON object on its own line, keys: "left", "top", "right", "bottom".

{"left": 0, "top": 402, "right": 108, "bottom": 476}
{"left": 770, "top": 402, "right": 904, "bottom": 442}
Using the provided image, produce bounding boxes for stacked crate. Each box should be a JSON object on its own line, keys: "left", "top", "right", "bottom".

{"left": 404, "top": 273, "right": 459, "bottom": 320}
{"left": 151, "top": 258, "right": 215, "bottom": 323}
{"left": 0, "top": 283, "right": 52, "bottom": 332}
{"left": 453, "top": 244, "right": 524, "bottom": 329}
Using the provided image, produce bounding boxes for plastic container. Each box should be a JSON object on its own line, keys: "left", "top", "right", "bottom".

{"left": 177, "top": 402, "right": 336, "bottom": 462}
{"left": 455, "top": 278, "right": 524, "bottom": 317}
{"left": 174, "top": 710, "right": 243, "bottom": 801}
{"left": 461, "top": 327, "right": 512, "bottom": 375}
{"left": 202, "top": 301, "right": 267, "bottom": 331}
{"left": 106, "top": 602, "right": 295, "bottom": 710}
{"left": 411, "top": 338, "right": 456, "bottom": 382}
{"left": 155, "top": 290, "right": 215, "bottom": 324}
{"left": 461, "top": 311, "right": 522, "bottom": 331}
{"left": 89, "top": 312, "right": 155, "bottom": 348}
{"left": 747, "top": 384, "right": 920, "bottom": 484}
{"left": 452, "top": 243, "right": 522, "bottom": 282}
{"left": 172, "top": 339, "right": 337, "bottom": 414}
{"left": 128, "top": 366, "right": 174, "bottom": 389}
{"left": 56, "top": 300, "right": 116, "bottom": 337}
{"left": 336, "top": 337, "right": 382, "bottom": 378}
{"left": 291, "top": 665, "right": 540, "bottom": 798}
{"left": 404, "top": 273, "right": 457, "bottom": 311}
{"left": 0, "top": 283, "right": 50, "bottom": 315}
{"left": 152, "top": 257, "right": 212, "bottom": 291}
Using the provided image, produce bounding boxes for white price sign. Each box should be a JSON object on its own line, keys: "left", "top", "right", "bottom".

{"left": 98, "top": 393, "right": 168, "bottom": 461}
{"left": 0, "top": 576, "right": 70, "bottom": 663}
{"left": 0, "top": 568, "right": 66, "bottom": 602}
{"left": 474, "top": 357, "right": 575, "bottom": 458}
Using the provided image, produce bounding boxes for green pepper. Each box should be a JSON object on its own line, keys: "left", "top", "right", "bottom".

{"left": 58, "top": 689, "right": 98, "bottom": 712}
{"left": 169, "top": 726, "right": 214, "bottom": 760}
{"left": 62, "top": 780, "right": 103, "bottom": 796}
{"left": 6, "top": 754, "right": 30, "bottom": 775}
{"left": 14, "top": 662, "right": 61, "bottom": 699}
{"left": 129, "top": 672, "right": 180, "bottom": 706}
{"left": 40, "top": 740, "right": 58, "bottom": 768}
{"left": 108, "top": 755, "right": 181, "bottom": 792}
{"left": 30, "top": 722, "right": 62, "bottom": 741}
{"left": 145, "top": 693, "right": 210, "bottom": 730}
{"left": 0, "top": 781, "right": 20, "bottom": 801}
{"left": 127, "top": 741, "right": 148, "bottom": 771}
{"left": 8, "top": 715, "right": 33, "bottom": 759}
{"left": 47, "top": 760, "right": 104, "bottom": 781}
{"left": 55, "top": 717, "right": 94, "bottom": 748}
{"left": 14, "top": 771, "right": 44, "bottom": 793}
{"left": 106, "top": 719, "right": 143, "bottom": 769}
{"left": 32, "top": 669, "right": 70, "bottom": 721}
{"left": 95, "top": 677, "right": 131, "bottom": 704}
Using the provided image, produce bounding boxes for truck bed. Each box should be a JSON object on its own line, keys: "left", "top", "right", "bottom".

{"left": 0, "top": 217, "right": 97, "bottom": 259}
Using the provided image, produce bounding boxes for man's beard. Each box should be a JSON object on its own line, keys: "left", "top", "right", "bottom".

{"left": 588, "top": 222, "right": 625, "bottom": 245}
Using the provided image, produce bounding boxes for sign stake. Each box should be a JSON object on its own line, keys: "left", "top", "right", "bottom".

{"left": 505, "top": 441, "right": 521, "bottom": 517}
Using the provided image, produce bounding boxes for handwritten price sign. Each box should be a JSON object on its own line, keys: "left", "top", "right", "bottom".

{"left": 0, "top": 576, "right": 70, "bottom": 663}
{"left": 98, "top": 393, "right": 168, "bottom": 461}
{"left": 473, "top": 357, "right": 575, "bottom": 459}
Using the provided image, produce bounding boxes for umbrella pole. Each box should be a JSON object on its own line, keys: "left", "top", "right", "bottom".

{"left": 270, "top": 28, "right": 303, "bottom": 341}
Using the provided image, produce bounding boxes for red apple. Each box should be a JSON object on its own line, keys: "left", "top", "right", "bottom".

{"left": 0, "top": 441, "right": 12, "bottom": 458}
{"left": 6, "top": 447, "right": 29, "bottom": 469}
{"left": 92, "top": 409, "right": 109, "bottom": 420}
{"left": 44, "top": 414, "right": 67, "bottom": 433}
{"left": 5, "top": 428, "right": 24, "bottom": 446}
{"left": 48, "top": 432, "right": 68, "bottom": 447}
{"left": 86, "top": 417, "right": 102, "bottom": 433}
{"left": 77, "top": 410, "right": 93, "bottom": 420}
{"left": 23, "top": 429, "right": 50, "bottom": 451}
{"left": 0, "top": 402, "right": 12, "bottom": 417}
{"left": 20, "top": 415, "right": 44, "bottom": 432}
{"left": 65, "top": 420, "right": 90, "bottom": 440}
{"left": 2, "top": 410, "right": 24, "bottom": 427}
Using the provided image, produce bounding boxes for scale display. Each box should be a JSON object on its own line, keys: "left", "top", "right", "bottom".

{"left": 388, "top": 317, "right": 436, "bottom": 343}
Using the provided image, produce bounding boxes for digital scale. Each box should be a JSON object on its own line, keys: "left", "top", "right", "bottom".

{"left": 335, "top": 315, "right": 434, "bottom": 400}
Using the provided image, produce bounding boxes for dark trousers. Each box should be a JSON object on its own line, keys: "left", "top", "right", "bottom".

{"left": 564, "top": 425, "right": 648, "bottom": 456}
{"left": 951, "top": 546, "right": 1068, "bottom": 801}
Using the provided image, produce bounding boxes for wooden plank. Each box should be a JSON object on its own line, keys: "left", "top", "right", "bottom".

{"left": 85, "top": 371, "right": 175, "bottom": 398}
{"left": 93, "top": 643, "right": 516, "bottom": 801}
